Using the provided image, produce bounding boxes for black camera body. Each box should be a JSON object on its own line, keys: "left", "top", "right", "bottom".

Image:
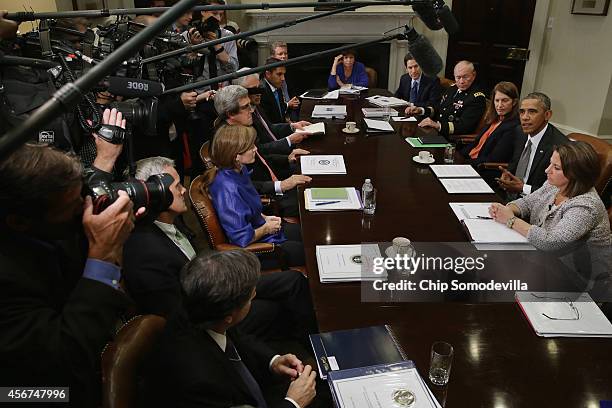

{"left": 196, "top": 16, "right": 221, "bottom": 38}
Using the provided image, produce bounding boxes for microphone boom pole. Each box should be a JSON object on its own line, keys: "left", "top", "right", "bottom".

{"left": 142, "top": 5, "right": 360, "bottom": 65}
{"left": 164, "top": 33, "right": 404, "bottom": 95}
{"left": 6, "top": 1, "right": 428, "bottom": 21}
{"left": 0, "top": 0, "right": 200, "bottom": 160}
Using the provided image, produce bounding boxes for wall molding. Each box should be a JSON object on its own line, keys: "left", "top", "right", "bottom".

{"left": 550, "top": 121, "right": 612, "bottom": 143}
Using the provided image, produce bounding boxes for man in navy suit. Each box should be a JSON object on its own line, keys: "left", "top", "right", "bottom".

{"left": 395, "top": 53, "right": 441, "bottom": 109}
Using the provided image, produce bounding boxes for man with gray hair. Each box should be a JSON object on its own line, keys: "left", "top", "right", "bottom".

{"left": 497, "top": 92, "right": 568, "bottom": 197}
{"left": 145, "top": 249, "right": 317, "bottom": 408}
{"left": 411, "top": 60, "right": 486, "bottom": 136}
{"left": 123, "top": 156, "right": 316, "bottom": 339}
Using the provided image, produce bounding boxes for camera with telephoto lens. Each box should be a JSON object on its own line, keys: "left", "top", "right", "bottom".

{"left": 196, "top": 15, "right": 221, "bottom": 37}
{"left": 107, "top": 98, "right": 158, "bottom": 137}
{"left": 85, "top": 173, "right": 174, "bottom": 215}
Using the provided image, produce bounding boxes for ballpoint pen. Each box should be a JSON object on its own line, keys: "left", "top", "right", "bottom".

{"left": 315, "top": 200, "right": 342, "bottom": 206}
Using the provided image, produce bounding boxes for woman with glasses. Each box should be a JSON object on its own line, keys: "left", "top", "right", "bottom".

{"left": 489, "top": 142, "right": 611, "bottom": 290}
{"left": 201, "top": 125, "right": 305, "bottom": 267}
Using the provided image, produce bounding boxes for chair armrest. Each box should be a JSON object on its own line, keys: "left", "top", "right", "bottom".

{"left": 449, "top": 133, "right": 477, "bottom": 145}
{"left": 478, "top": 162, "right": 509, "bottom": 170}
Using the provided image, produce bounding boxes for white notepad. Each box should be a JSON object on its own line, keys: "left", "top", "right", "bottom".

{"left": 300, "top": 155, "right": 347, "bottom": 175}
{"left": 449, "top": 202, "right": 493, "bottom": 221}
{"left": 295, "top": 122, "right": 325, "bottom": 135}
{"left": 462, "top": 218, "right": 529, "bottom": 243}
{"left": 439, "top": 178, "right": 494, "bottom": 194}
{"left": 430, "top": 164, "right": 480, "bottom": 178}
{"left": 516, "top": 292, "right": 612, "bottom": 338}
{"left": 364, "top": 118, "right": 394, "bottom": 132}
{"left": 304, "top": 188, "right": 362, "bottom": 211}
{"left": 316, "top": 244, "right": 384, "bottom": 282}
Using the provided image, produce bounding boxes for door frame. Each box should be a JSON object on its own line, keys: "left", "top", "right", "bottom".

{"left": 521, "top": 0, "right": 550, "bottom": 98}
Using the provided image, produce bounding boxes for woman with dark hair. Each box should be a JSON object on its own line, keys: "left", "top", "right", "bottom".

{"left": 201, "top": 125, "right": 305, "bottom": 266}
{"left": 461, "top": 81, "right": 521, "bottom": 167}
{"left": 327, "top": 49, "right": 369, "bottom": 90}
{"left": 489, "top": 142, "right": 611, "bottom": 289}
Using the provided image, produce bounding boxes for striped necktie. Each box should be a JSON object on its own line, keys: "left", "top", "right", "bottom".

{"left": 256, "top": 152, "right": 278, "bottom": 182}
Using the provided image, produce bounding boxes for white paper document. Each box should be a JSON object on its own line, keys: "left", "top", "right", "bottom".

{"left": 363, "top": 118, "right": 394, "bottom": 132}
{"left": 331, "top": 365, "right": 440, "bottom": 408}
{"left": 316, "top": 244, "right": 384, "bottom": 282}
{"left": 392, "top": 116, "right": 417, "bottom": 122}
{"left": 366, "top": 95, "right": 409, "bottom": 107}
{"left": 323, "top": 90, "right": 340, "bottom": 99}
{"left": 516, "top": 292, "right": 612, "bottom": 338}
{"left": 462, "top": 218, "right": 529, "bottom": 244}
{"left": 300, "top": 155, "right": 347, "bottom": 175}
{"left": 430, "top": 164, "right": 480, "bottom": 178}
{"left": 312, "top": 104, "right": 346, "bottom": 118}
{"left": 361, "top": 107, "right": 399, "bottom": 118}
{"left": 295, "top": 122, "right": 325, "bottom": 135}
{"left": 304, "top": 188, "right": 362, "bottom": 211}
{"left": 439, "top": 178, "right": 494, "bottom": 194}
{"left": 449, "top": 202, "right": 493, "bottom": 221}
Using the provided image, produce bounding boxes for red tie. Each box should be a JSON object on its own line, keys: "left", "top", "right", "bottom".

{"left": 255, "top": 109, "right": 278, "bottom": 141}
{"left": 255, "top": 151, "right": 278, "bottom": 182}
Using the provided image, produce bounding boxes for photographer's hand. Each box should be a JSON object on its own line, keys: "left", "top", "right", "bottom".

{"left": 92, "top": 108, "right": 126, "bottom": 173}
{"left": 0, "top": 10, "right": 18, "bottom": 40}
{"left": 83, "top": 191, "right": 136, "bottom": 265}
{"left": 181, "top": 91, "right": 198, "bottom": 111}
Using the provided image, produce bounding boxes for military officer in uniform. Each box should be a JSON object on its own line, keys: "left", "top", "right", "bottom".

{"left": 407, "top": 60, "right": 486, "bottom": 136}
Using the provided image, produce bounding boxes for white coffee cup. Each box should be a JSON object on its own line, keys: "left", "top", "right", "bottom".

{"left": 392, "top": 237, "right": 412, "bottom": 256}
{"left": 346, "top": 121, "right": 357, "bottom": 132}
{"left": 418, "top": 150, "right": 433, "bottom": 161}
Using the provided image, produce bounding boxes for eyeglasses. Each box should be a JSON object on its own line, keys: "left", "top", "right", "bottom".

{"left": 530, "top": 293, "right": 581, "bottom": 321}
{"left": 238, "top": 103, "right": 255, "bottom": 112}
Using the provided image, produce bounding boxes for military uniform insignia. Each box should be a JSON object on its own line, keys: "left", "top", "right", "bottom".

{"left": 474, "top": 92, "right": 485, "bottom": 98}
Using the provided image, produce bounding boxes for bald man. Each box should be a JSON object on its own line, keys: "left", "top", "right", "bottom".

{"left": 411, "top": 60, "right": 486, "bottom": 136}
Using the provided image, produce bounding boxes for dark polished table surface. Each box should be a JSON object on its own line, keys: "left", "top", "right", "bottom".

{"left": 296, "top": 90, "right": 612, "bottom": 407}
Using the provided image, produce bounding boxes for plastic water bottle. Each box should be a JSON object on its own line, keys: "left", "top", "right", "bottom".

{"left": 362, "top": 178, "right": 376, "bottom": 215}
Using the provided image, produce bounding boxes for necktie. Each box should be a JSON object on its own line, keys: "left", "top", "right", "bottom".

{"left": 255, "top": 110, "right": 278, "bottom": 141}
{"left": 515, "top": 139, "right": 533, "bottom": 181}
{"left": 410, "top": 80, "right": 418, "bottom": 103}
{"left": 256, "top": 151, "right": 278, "bottom": 182}
{"left": 174, "top": 227, "right": 196, "bottom": 260}
{"left": 273, "top": 89, "right": 283, "bottom": 117}
{"left": 226, "top": 338, "right": 268, "bottom": 408}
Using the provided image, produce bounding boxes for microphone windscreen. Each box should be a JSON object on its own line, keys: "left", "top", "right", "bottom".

{"left": 412, "top": 3, "right": 443, "bottom": 31}
{"left": 408, "top": 34, "right": 443, "bottom": 76}
{"left": 436, "top": 5, "right": 460, "bottom": 35}
{"left": 107, "top": 77, "right": 165, "bottom": 98}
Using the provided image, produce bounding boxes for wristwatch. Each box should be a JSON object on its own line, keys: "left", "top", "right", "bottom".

{"left": 506, "top": 216, "right": 517, "bottom": 229}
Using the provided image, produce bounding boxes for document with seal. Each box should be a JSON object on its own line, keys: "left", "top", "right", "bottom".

{"left": 328, "top": 361, "right": 441, "bottom": 408}
{"left": 316, "top": 244, "right": 383, "bottom": 282}
{"left": 300, "top": 155, "right": 347, "bottom": 174}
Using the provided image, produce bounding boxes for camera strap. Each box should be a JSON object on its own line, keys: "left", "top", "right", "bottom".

{"left": 38, "top": 19, "right": 53, "bottom": 57}
{"left": 96, "top": 124, "right": 126, "bottom": 145}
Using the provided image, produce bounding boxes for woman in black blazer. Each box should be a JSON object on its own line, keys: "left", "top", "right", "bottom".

{"left": 461, "top": 81, "right": 520, "bottom": 168}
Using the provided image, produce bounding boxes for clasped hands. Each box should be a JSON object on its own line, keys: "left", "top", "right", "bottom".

{"left": 488, "top": 202, "right": 514, "bottom": 225}
{"left": 271, "top": 354, "right": 317, "bottom": 408}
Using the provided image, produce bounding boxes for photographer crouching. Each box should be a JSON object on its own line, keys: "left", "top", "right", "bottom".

{"left": 0, "top": 110, "right": 148, "bottom": 407}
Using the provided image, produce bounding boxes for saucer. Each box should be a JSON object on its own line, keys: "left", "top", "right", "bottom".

{"left": 342, "top": 127, "right": 360, "bottom": 134}
{"left": 412, "top": 155, "right": 435, "bottom": 164}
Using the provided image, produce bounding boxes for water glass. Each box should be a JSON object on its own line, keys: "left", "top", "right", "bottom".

{"left": 429, "top": 341, "right": 453, "bottom": 386}
{"left": 444, "top": 144, "right": 456, "bottom": 164}
{"left": 381, "top": 106, "right": 392, "bottom": 121}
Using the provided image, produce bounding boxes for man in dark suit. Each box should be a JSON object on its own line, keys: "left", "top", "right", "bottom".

{"left": 145, "top": 250, "right": 317, "bottom": 408}
{"left": 260, "top": 57, "right": 291, "bottom": 124}
{"left": 410, "top": 60, "right": 486, "bottom": 137}
{"left": 497, "top": 92, "right": 569, "bottom": 196}
{"left": 123, "top": 156, "right": 316, "bottom": 339}
{"left": 395, "top": 53, "right": 441, "bottom": 109}
{"left": 0, "top": 124, "right": 135, "bottom": 408}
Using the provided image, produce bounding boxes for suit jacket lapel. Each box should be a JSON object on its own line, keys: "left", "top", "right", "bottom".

{"left": 149, "top": 223, "right": 191, "bottom": 263}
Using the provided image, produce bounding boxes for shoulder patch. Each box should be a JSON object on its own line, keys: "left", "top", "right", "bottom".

{"left": 474, "top": 92, "right": 486, "bottom": 98}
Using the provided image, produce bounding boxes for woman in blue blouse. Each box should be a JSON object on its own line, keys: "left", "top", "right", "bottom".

{"left": 202, "top": 124, "right": 305, "bottom": 267}
{"left": 328, "top": 49, "right": 369, "bottom": 90}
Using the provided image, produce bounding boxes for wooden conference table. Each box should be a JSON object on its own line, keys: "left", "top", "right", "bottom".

{"left": 296, "top": 90, "right": 612, "bottom": 407}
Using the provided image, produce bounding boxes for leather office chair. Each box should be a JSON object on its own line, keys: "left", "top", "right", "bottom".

{"left": 199, "top": 141, "right": 214, "bottom": 170}
{"left": 101, "top": 315, "right": 167, "bottom": 408}
{"left": 365, "top": 67, "right": 378, "bottom": 88}
{"left": 188, "top": 174, "right": 286, "bottom": 258}
{"left": 438, "top": 77, "right": 454, "bottom": 89}
{"left": 450, "top": 98, "right": 491, "bottom": 146}
{"left": 567, "top": 133, "right": 612, "bottom": 195}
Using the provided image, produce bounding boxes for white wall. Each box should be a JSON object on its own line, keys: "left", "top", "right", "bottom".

{"left": 533, "top": 1, "right": 612, "bottom": 138}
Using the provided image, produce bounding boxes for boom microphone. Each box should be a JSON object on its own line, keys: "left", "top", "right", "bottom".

{"left": 105, "top": 77, "right": 165, "bottom": 97}
{"left": 412, "top": 2, "right": 443, "bottom": 31}
{"left": 435, "top": 2, "right": 459, "bottom": 34}
{"left": 403, "top": 26, "right": 443, "bottom": 76}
